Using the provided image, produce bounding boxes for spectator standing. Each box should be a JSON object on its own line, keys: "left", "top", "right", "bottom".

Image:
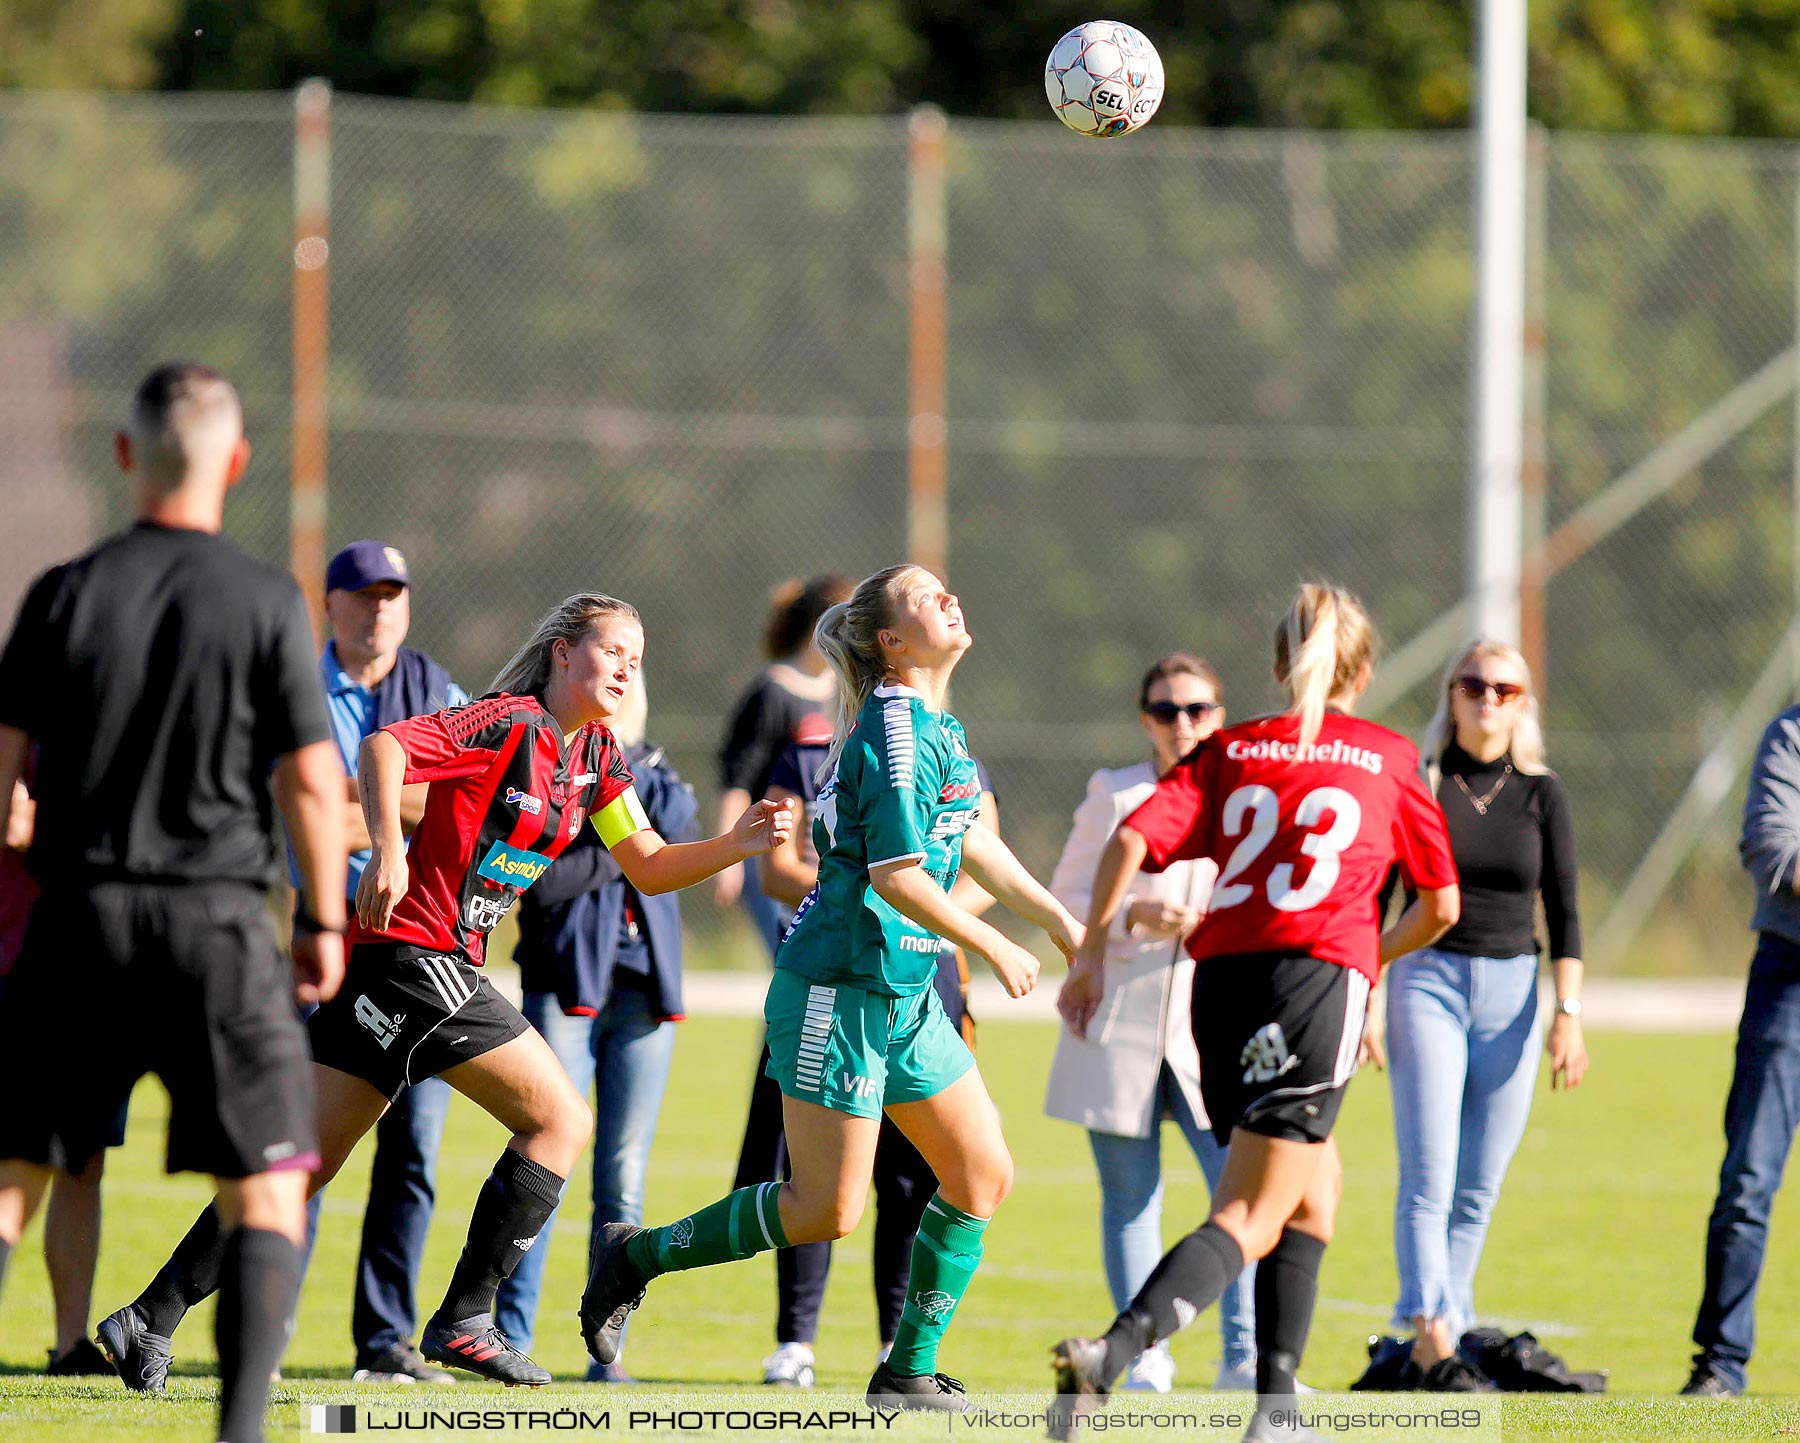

{"left": 302, "top": 539, "right": 469, "bottom": 1386}
{"left": 716, "top": 578, "right": 856, "bottom": 1211}
{"left": 494, "top": 675, "right": 701, "bottom": 1380}
{"left": 0, "top": 362, "right": 347, "bottom": 1443}
{"left": 2, "top": 751, "right": 123, "bottom": 1376}
{"left": 1045, "top": 653, "right": 1261, "bottom": 1393}
{"left": 1371, "top": 640, "right": 1587, "bottom": 1386}
{"left": 1681, "top": 700, "right": 1800, "bottom": 1396}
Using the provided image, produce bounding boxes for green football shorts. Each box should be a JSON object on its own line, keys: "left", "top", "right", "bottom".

{"left": 763, "top": 968, "right": 976, "bottom": 1119}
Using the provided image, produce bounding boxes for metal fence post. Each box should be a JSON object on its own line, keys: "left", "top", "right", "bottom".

{"left": 292, "top": 78, "right": 331, "bottom": 642}
{"left": 907, "top": 105, "right": 948, "bottom": 578}
{"left": 1520, "top": 122, "right": 1549, "bottom": 700}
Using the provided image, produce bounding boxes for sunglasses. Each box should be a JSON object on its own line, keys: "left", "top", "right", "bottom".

{"left": 1142, "top": 700, "right": 1219, "bottom": 724}
{"left": 1453, "top": 676, "right": 1525, "bottom": 703}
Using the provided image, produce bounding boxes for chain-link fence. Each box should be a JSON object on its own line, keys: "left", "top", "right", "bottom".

{"left": 2, "top": 90, "right": 1795, "bottom": 972}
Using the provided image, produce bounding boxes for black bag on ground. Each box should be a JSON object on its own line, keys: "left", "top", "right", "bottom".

{"left": 1457, "top": 1328, "right": 1607, "bottom": 1393}
{"left": 1351, "top": 1335, "right": 1415, "bottom": 1391}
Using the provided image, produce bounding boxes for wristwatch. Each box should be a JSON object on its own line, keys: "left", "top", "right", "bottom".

{"left": 1554, "top": 996, "right": 1583, "bottom": 1019}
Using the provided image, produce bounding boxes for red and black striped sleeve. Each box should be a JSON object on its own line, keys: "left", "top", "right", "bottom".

{"left": 384, "top": 695, "right": 530, "bottom": 783}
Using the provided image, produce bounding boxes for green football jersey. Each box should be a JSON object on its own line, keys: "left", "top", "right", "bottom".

{"left": 776, "top": 684, "right": 984, "bottom": 995}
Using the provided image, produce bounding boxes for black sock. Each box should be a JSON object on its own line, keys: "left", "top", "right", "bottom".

{"left": 436, "top": 1149, "right": 564, "bottom": 1326}
{"left": 134, "top": 1205, "right": 227, "bottom": 1336}
{"left": 1100, "top": 1221, "right": 1244, "bottom": 1383}
{"left": 1255, "top": 1228, "right": 1327, "bottom": 1399}
{"left": 216, "top": 1227, "right": 301, "bottom": 1443}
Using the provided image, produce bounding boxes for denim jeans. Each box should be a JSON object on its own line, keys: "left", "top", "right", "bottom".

{"left": 1087, "top": 1063, "right": 1257, "bottom": 1373}
{"left": 299, "top": 1057, "right": 450, "bottom": 1358}
{"left": 741, "top": 857, "right": 787, "bottom": 960}
{"left": 494, "top": 985, "right": 676, "bottom": 1354}
{"left": 1692, "top": 932, "right": 1800, "bottom": 1390}
{"left": 1386, "top": 946, "right": 1541, "bottom": 1337}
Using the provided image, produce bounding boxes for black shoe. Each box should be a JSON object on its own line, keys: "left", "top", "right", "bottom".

{"left": 95, "top": 1306, "right": 173, "bottom": 1393}
{"left": 420, "top": 1314, "right": 550, "bottom": 1387}
{"left": 580, "top": 1222, "right": 649, "bottom": 1366}
{"left": 354, "top": 1340, "right": 456, "bottom": 1385}
{"left": 1048, "top": 1337, "right": 1109, "bottom": 1441}
{"left": 47, "top": 1338, "right": 117, "bottom": 1377}
{"left": 1419, "top": 1356, "right": 1496, "bottom": 1392}
{"left": 865, "top": 1360, "right": 968, "bottom": 1413}
{"left": 1680, "top": 1362, "right": 1743, "bottom": 1397}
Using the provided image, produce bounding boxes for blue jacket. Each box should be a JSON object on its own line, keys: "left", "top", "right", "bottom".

{"left": 1743, "top": 704, "right": 1800, "bottom": 947}
{"left": 514, "top": 741, "right": 699, "bottom": 1022}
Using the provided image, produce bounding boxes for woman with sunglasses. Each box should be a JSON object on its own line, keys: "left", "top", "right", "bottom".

{"left": 1371, "top": 640, "right": 1586, "bottom": 1387}
{"left": 1049, "top": 583, "right": 1459, "bottom": 1443}
{"left": 1045, "top": 654, "right": 1264, "bottom": 1394}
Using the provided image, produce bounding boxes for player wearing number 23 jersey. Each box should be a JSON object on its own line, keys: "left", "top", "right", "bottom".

{"left": 1047, "top": 584, "right": 1461, "bottom": 1438}
{"left": 1129, "top": 709, "right": 1456, "bottom": 984}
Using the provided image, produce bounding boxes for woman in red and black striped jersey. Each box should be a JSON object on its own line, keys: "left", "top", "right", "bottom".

{"left": 1047, "top": 584, "right": 1461, "bottom": 1443}
{"left": 96, "top": 594, "right": 795, "bottom": 1389}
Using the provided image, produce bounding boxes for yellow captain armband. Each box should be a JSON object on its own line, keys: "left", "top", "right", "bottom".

{"left": 592, "top": 786, "right": 652, "bottom": 848}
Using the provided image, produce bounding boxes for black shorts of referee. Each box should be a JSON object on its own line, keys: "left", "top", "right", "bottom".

{"left": 1193, "top": 951, "right": 1372, "bottom": 1149}
{"left": 306, "top": 942, "right": 531, "bottom": 1101}
{"left": 0, "top": 880, "right": 317, "bottom": 1178}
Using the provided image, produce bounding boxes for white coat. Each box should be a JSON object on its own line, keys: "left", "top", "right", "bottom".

{"left": 1043, "top": 761, "right": 1217, "bottom": 1139}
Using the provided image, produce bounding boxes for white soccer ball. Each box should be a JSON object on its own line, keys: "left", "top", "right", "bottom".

{"left": 1044, "top": 21, "right": 1165, "bottom": 138}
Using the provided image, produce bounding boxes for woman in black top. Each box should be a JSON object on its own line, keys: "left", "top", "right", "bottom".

{"left": 1374, "top": 640, "right": 1588, "bottom": 1385}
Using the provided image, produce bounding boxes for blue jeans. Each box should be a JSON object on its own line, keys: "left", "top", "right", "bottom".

{"left": 1693, "top": 932, "right": 1800, "bottom": 1389}
{"left": 1087, "top": 1064, "right": 1256, "bottom": 1372}
{"left": 1386, "top": 947, "right": 1541, "bottom": 1337}
{"left": 494, "top": 984, "right": 676, "bottom": 1354}
{"left": 742, "top": 858, "right": 786, "bottom": 960}
{"left": 299, "top": 1058, "right": 450, "bottom": 1358}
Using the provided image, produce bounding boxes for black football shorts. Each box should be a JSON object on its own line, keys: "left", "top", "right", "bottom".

{"left": 0, "top": 881, "right": 316, "bottom": 1178}
{"left": 1192, "top": 952, "right": 1371, "bottom": 1147}
{"left": 307, "top": 942, "right": 530, "bottom": 1100}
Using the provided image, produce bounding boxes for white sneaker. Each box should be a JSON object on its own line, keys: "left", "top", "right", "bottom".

{"left": 1213, "top": 1362, "right": 1316, "bottom": 1393}
{"left": 761, "top": 1342, "right": 816, "bottom": 1388}
{"left": 1124, "top": 1344, "right": 1176, "bottom": 1393}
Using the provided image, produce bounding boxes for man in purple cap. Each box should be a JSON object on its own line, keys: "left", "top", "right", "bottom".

{"left": 307, "top": 540, "right": 468, "bottom": 1384}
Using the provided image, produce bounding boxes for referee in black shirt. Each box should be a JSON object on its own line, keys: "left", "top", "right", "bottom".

{"left": 0, "top": 363, "right": 347, "bottom": 1443}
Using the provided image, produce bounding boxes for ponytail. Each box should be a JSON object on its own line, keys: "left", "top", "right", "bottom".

{"left": 1273, "top": 582, "right": 1376, "bottom": 752}
{"left": 814, "top": 564, "right": 931, "bottom": 780}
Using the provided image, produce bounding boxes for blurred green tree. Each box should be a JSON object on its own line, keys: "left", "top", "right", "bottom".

{"left": 9, "top": 0, "right": 1800, "bottom": 139}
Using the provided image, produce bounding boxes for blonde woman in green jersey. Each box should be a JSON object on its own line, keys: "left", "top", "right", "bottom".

{"left": 581, "top": 564, "right": 1083, "bottom": 1411}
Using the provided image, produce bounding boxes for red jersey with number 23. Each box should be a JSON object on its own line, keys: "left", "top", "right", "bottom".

{"left": 1128, "top": 711, "right": 1456, "bottom": 983}
{"left": 350, "top": 694, "right": 643, "bottom": 967}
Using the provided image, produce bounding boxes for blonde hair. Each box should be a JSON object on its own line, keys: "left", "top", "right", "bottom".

{"left": 1272, "top": 582, "right": 1377, "bottom": 752}
{"left": 1420, "top": 638, "right": 1549, "bottom": 789}
{"left": 491, "top": 593, "right": 641, "bottom": 698}
{"left": 813, "top": 564, "right": 934, "bottom": 777}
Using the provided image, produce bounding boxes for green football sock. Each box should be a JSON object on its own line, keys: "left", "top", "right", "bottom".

{"left": 885, "top": 1193, "right": 989, "bottom": 1376}
{"left": 626, "top": 1182, "right": 789, "bottom": 1279}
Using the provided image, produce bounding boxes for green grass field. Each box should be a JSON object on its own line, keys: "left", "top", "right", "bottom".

{"left": 3, "top": 1007, "right": 1799, "bottom": 1440}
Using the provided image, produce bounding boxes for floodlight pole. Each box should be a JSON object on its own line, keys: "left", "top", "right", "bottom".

{"left": 907, "top": 105, "right": 949, "bottom": 579}
{"left": 293, "top": 78, "right": 332, "bottom": 644}
{"left": 1468, "top": 0, "right": 1528, "bottom": 645}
